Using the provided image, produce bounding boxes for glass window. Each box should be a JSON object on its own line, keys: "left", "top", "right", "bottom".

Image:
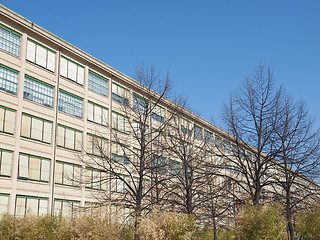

{"left": 26, "top": 39, "right": 56, "bottom": 72}
{"left": 57, "top": 124, "right": 83, "bottom": 151}
{"left": 86, "top": 133, "right": 108, "bottom": 156}
{"left": 58, "top": 90, "right": 83, "bottom": 118}
{"left": 111, "top": 143, "right": 129, "bottom": 164}
{"left": 112, "top": 83, "right": 129, "bottom": 106}
{"left": 204, "top": 130, "right": 213, "bottom": 144}
{"left": 215, "top": 135, "right": 222, "bottom": 150}
{"left": 111, "top": 175, "right": 128, "bottom": 193}
{"left": 54, "top": 199, "right": 80, "bottom": 218}
{"left": 18, "top": 153, "right": 50, "bottom": 182}
{"left": 87, "top": 101, "right": 108, "bottom": 126}
{"left": 152, "top": 105, "right": 165, "bottom": 122}
{"left": 0, "top": 149, "right": 13, "bottom": 177}
{"left": 0, "top": 23, "right": 21, "bottom": 56}
{"left": 0, "top": 64, "right": 18, "bottom": 94}
{"left": 55, "top": 161, "right": 81, "bottom": 187}
{"left": 23, "top": 75, "right": 54, "bottom": 108}
{"left": 15, "top": 195, "right": 48, "bottom": 217}
{"left": 85, "top": 168, "right": 107, "bottom": 191}
{"left": 181, "top": 118, "right": 192, "bottom": 135}
{"left": 133, "top": 94, "right": 148, "bottom": 114}
{"left": 194, "top": 125, "right": 203, "bottom": 140}
{"left": 88, "top": 70, "right": 108, "bottom": 96}
{"left": 21, "top": 113, "right": 52, "bottom": 144}
{"left": 169, "top": 160, "right": 181, "bottom": 176}
{"left": 112, "top": 111, "right": 129, "bottom": 133}
{"left": 0, "top": 194, "right": 9, "bottom": 214}
{"left": 60, "top": 56, "right": 84, "bottom": 85}
{"left": 0, "top": 105, "right": 16, "bottom": 134}
{"left": 224, "top": 140, "right": 231, "bottom": 153}
{"left": 152, "top": 155, "right": 166, "bottom": 173}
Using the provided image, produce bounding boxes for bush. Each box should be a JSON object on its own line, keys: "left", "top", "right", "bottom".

{"left": 136, "top": 210, "right": 195, "bottom": 240}
{"left": 236, "top": 204, "right": 285, "bottom": 240}
{"left": 297, "top": 204, "right": 320, "bottom": 240}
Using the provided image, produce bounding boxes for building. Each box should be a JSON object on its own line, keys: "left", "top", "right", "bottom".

{"left": 0, "top": 4, "right": 235, "bottom": 218}
{"left": 0, "top": 4, "right": 318, "bottom": 224}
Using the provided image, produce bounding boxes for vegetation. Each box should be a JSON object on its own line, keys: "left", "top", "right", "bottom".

{"left": 297, "top": 204, "right": 320, "bottom": 240}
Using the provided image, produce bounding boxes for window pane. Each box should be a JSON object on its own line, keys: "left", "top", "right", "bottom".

{"left": 43, "top": 121, "right": 52, "bottom": 144}
{"left": 19, "top": 155, "right": 29, "bottom": 178}
{"left": 21, "top": 114, "right": 31, "bottom": 138}
{"left": 29, "top": 157, "right": 40, "bottom": 180}
{"left": 0, "top": 108, "right": 4, "bottom": 132}
{"left": 39, "top": 199, "right": 48, "bottom": 215}
{"left": 41, "top": 160, "right": 50, "bottom": 182}
{"left": 4, "top": 110, "right": 15, "bottom": 134}
{"left": 15, "top": 197, "right": 26, "bottom": 217}
{"left": 77, "top": 66, "right": 84, "bottom": 85}
{"left": 65, "top": 128, "right": 75, "bottom": 149}
{"left": 63, "top": 164, "right": 73, "bottom": 185}
{"left": 1, "top": 151, "right": 12, "bottom": 176}
{"left": 57, "top": 126, "right": 65, "bottom": 147}
{"left": 0, "top": 195, "right": 8, "bottom": 214}
{"left": 102, "top": 108, "right": 108, "bottom": 126}
{"left": 31, "top": 118, "right": 43, "bottom": 141}
{"left": 35, "top": 45, "right": 47, "bottom": 68}
{"left": 94, "top": 105, "right": 102, "bottom": 124}
{"left": 26, "top": 198, "right": 38, "bottom": 215}
{"left": 26, "top": 40, "right": 36, "bottom": 62}
{"left": 87, "top": 103, "right": 94, "bottom": 122}
{"left": 75, "top": 131, "right": 82, "bottom": 151}
{"left": 55, "top": 162, "right": 63, "bottom": 184}
{"left": 67, "top": 61, "right": 77, "bottom": 81}
{"left": 47, "top": 51, "right": 55, "bottom": 72}
{"left": 60, "top": 57, "right": 67, "bottom": 78}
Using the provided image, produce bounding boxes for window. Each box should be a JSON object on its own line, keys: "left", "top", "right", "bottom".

{"left": 111, "top": 175, "right": 128, "bottom": 193}
{"left": 55, "top": 161, "right": 81, "bottom": 187}
{"left": 152, "top": 105, "right": 165, "bottom": 122}
{"left": 133, "top": 93, "right": 148, "bottom": 114}
{"left": 88, "top": 101, "right": 108, "bottom": 126}
{"left": 0, "top": 194, "right": 9, "bottom": 214}
{"left": 58, "top": 90, "right": 83, "bottom": 118}
{"left": 0, "top": 23, "right": 21, "bottom": 56}
{"left": 15, "top": 195, "right": 48, "bottom": 216}
{"left": 133, "top": 121, "right": 148, "bottom": 140}
{"left": 0, "top": 105, "right": 16, "bottom": 134}
{"left": 26, "top": 39, "right": 55, "bottom": 72}
{"left": 151, "top": 128, "right": 163, "bottom": 146}
{"left": 194, "top": 125, "right": 203, "bottom": 140}
{"left": 0, "top": 149, "right": 13, "bottom": 177}
{"left": 215, "top": 135, "right": 222, "bottom": 150}
{"left": 85, "top": 168, "right": 107, "bottom": 190}
{"left": 24, "top": 75, "right": 54, "bottom": 108}
{"left": 0, "top": 64, "right": 18, "bottom": 94}
{"left": 57, "top": 124, "right": 83, "bottom": 151}
{"left": 224, "top": 140, "right": 231, "bottom": 153}
{"left": 112, "top": 111, "right": 129, "bottom": 133}
{"left": 18, "top": 153, "right": 50, "bottom": 182}
{"left": 204, "top": 130, "right": 213, "bottom": 144}
{"left": 169, "top": 160, "right": 181, "bottom": 176}
{"left": 181, "top": 118, "right": 192, "bottom": 135}
{"left": 54, "top": 199, "right": 80, "bottom": 217}
{"left": 21, "top": 113, "right": 52, "bottom": 144}
{"left": 152, "top": 155, "right": 166, "bottom": 173}
{"left": 86, "top": 133, "right": 108, "bottom": 156}
{"left": 111, "top": 142, "right": 129, "bottom": 164}
{"left": 60, "top": 56, "right": 84, "bottom": 85}
{"left": 88, "top": 70, "right": 108, "bottom": 96}
{"left": 112, "top": 82, "right": 129, "bottom": 105}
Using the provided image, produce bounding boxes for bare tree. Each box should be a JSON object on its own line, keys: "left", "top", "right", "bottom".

{"left": 271, "top": 95, "right": 320, "bottom": 239}
{"left": 222, "top": 63, "right": 283, "bottom": 205}
{"left": 162, "top": 115, "right": 213, "bottom": 217}
{"left": 82, "top": 64, "right": 184, "bottom": 239}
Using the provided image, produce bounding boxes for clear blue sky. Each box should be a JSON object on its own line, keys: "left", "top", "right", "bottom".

{"left": 2, "top": 0, "right": 320, "bottom": 129}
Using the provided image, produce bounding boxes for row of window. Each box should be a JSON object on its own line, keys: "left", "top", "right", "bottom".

{"left": 0, "top": 193, "right": 132, "bottom": 218}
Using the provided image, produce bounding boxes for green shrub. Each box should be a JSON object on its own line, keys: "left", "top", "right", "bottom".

{"left": 297, "top": 204, "right": 320, "bottom": 240}
{"left": 236, "top": 204, "right": 285, "bottom": 240}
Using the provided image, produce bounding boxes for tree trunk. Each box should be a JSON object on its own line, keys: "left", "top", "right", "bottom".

{"left": 213, "top": 216, "right": 218, "bottom": 240}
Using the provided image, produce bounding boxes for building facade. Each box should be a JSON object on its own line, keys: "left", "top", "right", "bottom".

{"left": 0, "top": 4, "right": 235, "bottom": 218}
